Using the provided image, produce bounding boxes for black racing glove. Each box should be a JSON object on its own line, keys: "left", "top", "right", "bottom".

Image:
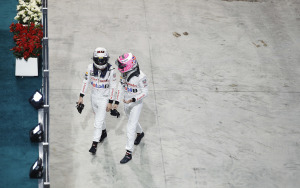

{"left": 110, "top": 109, "right": 120, "bottom": 118}
{"left": 76, "top": 102, "right": 84, "bottom": 114}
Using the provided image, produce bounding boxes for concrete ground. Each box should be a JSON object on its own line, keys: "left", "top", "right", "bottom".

{"left": 48, "top": 0, "right": 300, "bottom": 187}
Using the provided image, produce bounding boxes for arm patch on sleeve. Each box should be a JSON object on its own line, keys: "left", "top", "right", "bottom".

{"left": 142, "top": 79, "right": 147, "bottom": 87}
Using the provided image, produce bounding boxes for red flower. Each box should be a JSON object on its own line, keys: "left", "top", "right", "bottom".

{"left": 10, "top": 22, "right": 43, "bottom": 60}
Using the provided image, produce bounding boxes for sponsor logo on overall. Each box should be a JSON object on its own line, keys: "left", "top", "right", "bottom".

{"left": 137, "top": 94, "right": 145, "bottom": 100}
{"left": 125, "top": 87, "right": 137, "bottom": 93}
{"left": 126, "top": 87, "right": 134, "bottom": 92}
{"left": 91, "top": 82, "right": 105, "bottom": 88}
{"left": 127, "top": 83, "right": 137, "bottom": 87}
{"left": 91, "top": 77, "right": 108, "bottom": 82}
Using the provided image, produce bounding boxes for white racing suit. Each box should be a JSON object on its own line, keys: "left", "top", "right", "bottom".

{"left": 116, "top": 70, "right": 148, "bottom": 152}
{"left": 80, "top": 64, "right": 117, "bottom": 142}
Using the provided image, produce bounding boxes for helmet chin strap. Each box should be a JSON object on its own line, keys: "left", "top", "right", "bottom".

{"left": 93, "top": 63, "right": 111, "bottom": 78}
{"left": 93, "top": 62, "right": 107, "bottom": 70}
{"left": 123, "top": 66, "right": 140, "bottom": 81}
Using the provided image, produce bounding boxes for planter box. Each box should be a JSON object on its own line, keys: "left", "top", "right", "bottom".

{"left": 15, "top": 57, "right": 38, "bottom": 76}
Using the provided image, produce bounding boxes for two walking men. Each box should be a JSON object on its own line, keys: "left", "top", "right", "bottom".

{"left": 77, "top": 47, "right": 148, "bottom": 164}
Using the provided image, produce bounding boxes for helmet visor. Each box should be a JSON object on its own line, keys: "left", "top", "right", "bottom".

{"left": 115, "top": 60, "right": 126, "bottom": 69}
{"left": 93, "top": 57, "right": 107, "bottom": 65}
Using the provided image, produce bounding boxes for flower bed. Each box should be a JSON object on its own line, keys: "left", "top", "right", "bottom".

{"left": 10, "top": 23, "right": 43, "bottom": 60}
{"left": 10, "top": 0, "right": 43, "bottom": 61}
{"left": 14, "top": 0, "right": 42, "bottom": 25}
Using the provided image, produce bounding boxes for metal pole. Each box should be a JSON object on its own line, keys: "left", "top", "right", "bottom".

{"left": 42, "top": 0, "right": 50, "bottom": 187}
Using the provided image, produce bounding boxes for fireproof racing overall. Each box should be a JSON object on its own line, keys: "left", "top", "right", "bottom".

{"left": 80, "top": 63, "right": 117, "bottom": 142}
{"left": 116, "top": 70, "right": 148, "bottom": 152}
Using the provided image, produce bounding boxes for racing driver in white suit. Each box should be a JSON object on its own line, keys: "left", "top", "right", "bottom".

{"left": 113, "top": 53, "right": 148, "bottom": 164}
{"left": 77, "top": 47, "right": 117, "bottom": 154}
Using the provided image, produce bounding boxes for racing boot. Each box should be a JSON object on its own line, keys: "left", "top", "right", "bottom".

{"left": 134, "top": 132, "right": 144, "bottom": 145}
{"left": 99, "top": 129, "right": 107, "bottom": 142}
{"left": 120, "top": 150, "right": 132, "bottom": 164}
{"left": 89, "top": 141, "right": 98, "bottom": 154}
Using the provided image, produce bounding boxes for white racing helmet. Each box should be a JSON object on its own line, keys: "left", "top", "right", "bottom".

{"left": 93, "top": 47, "right": 109, "bottom": 70}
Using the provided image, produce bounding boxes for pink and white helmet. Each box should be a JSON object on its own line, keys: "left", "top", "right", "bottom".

{"left": 115, "top": 53, "right": 138, "bottom": 73}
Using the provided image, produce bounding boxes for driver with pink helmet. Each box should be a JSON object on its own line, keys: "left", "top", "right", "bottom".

{"left": 113, "top": 52, "right": 148, "bottom": 164}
